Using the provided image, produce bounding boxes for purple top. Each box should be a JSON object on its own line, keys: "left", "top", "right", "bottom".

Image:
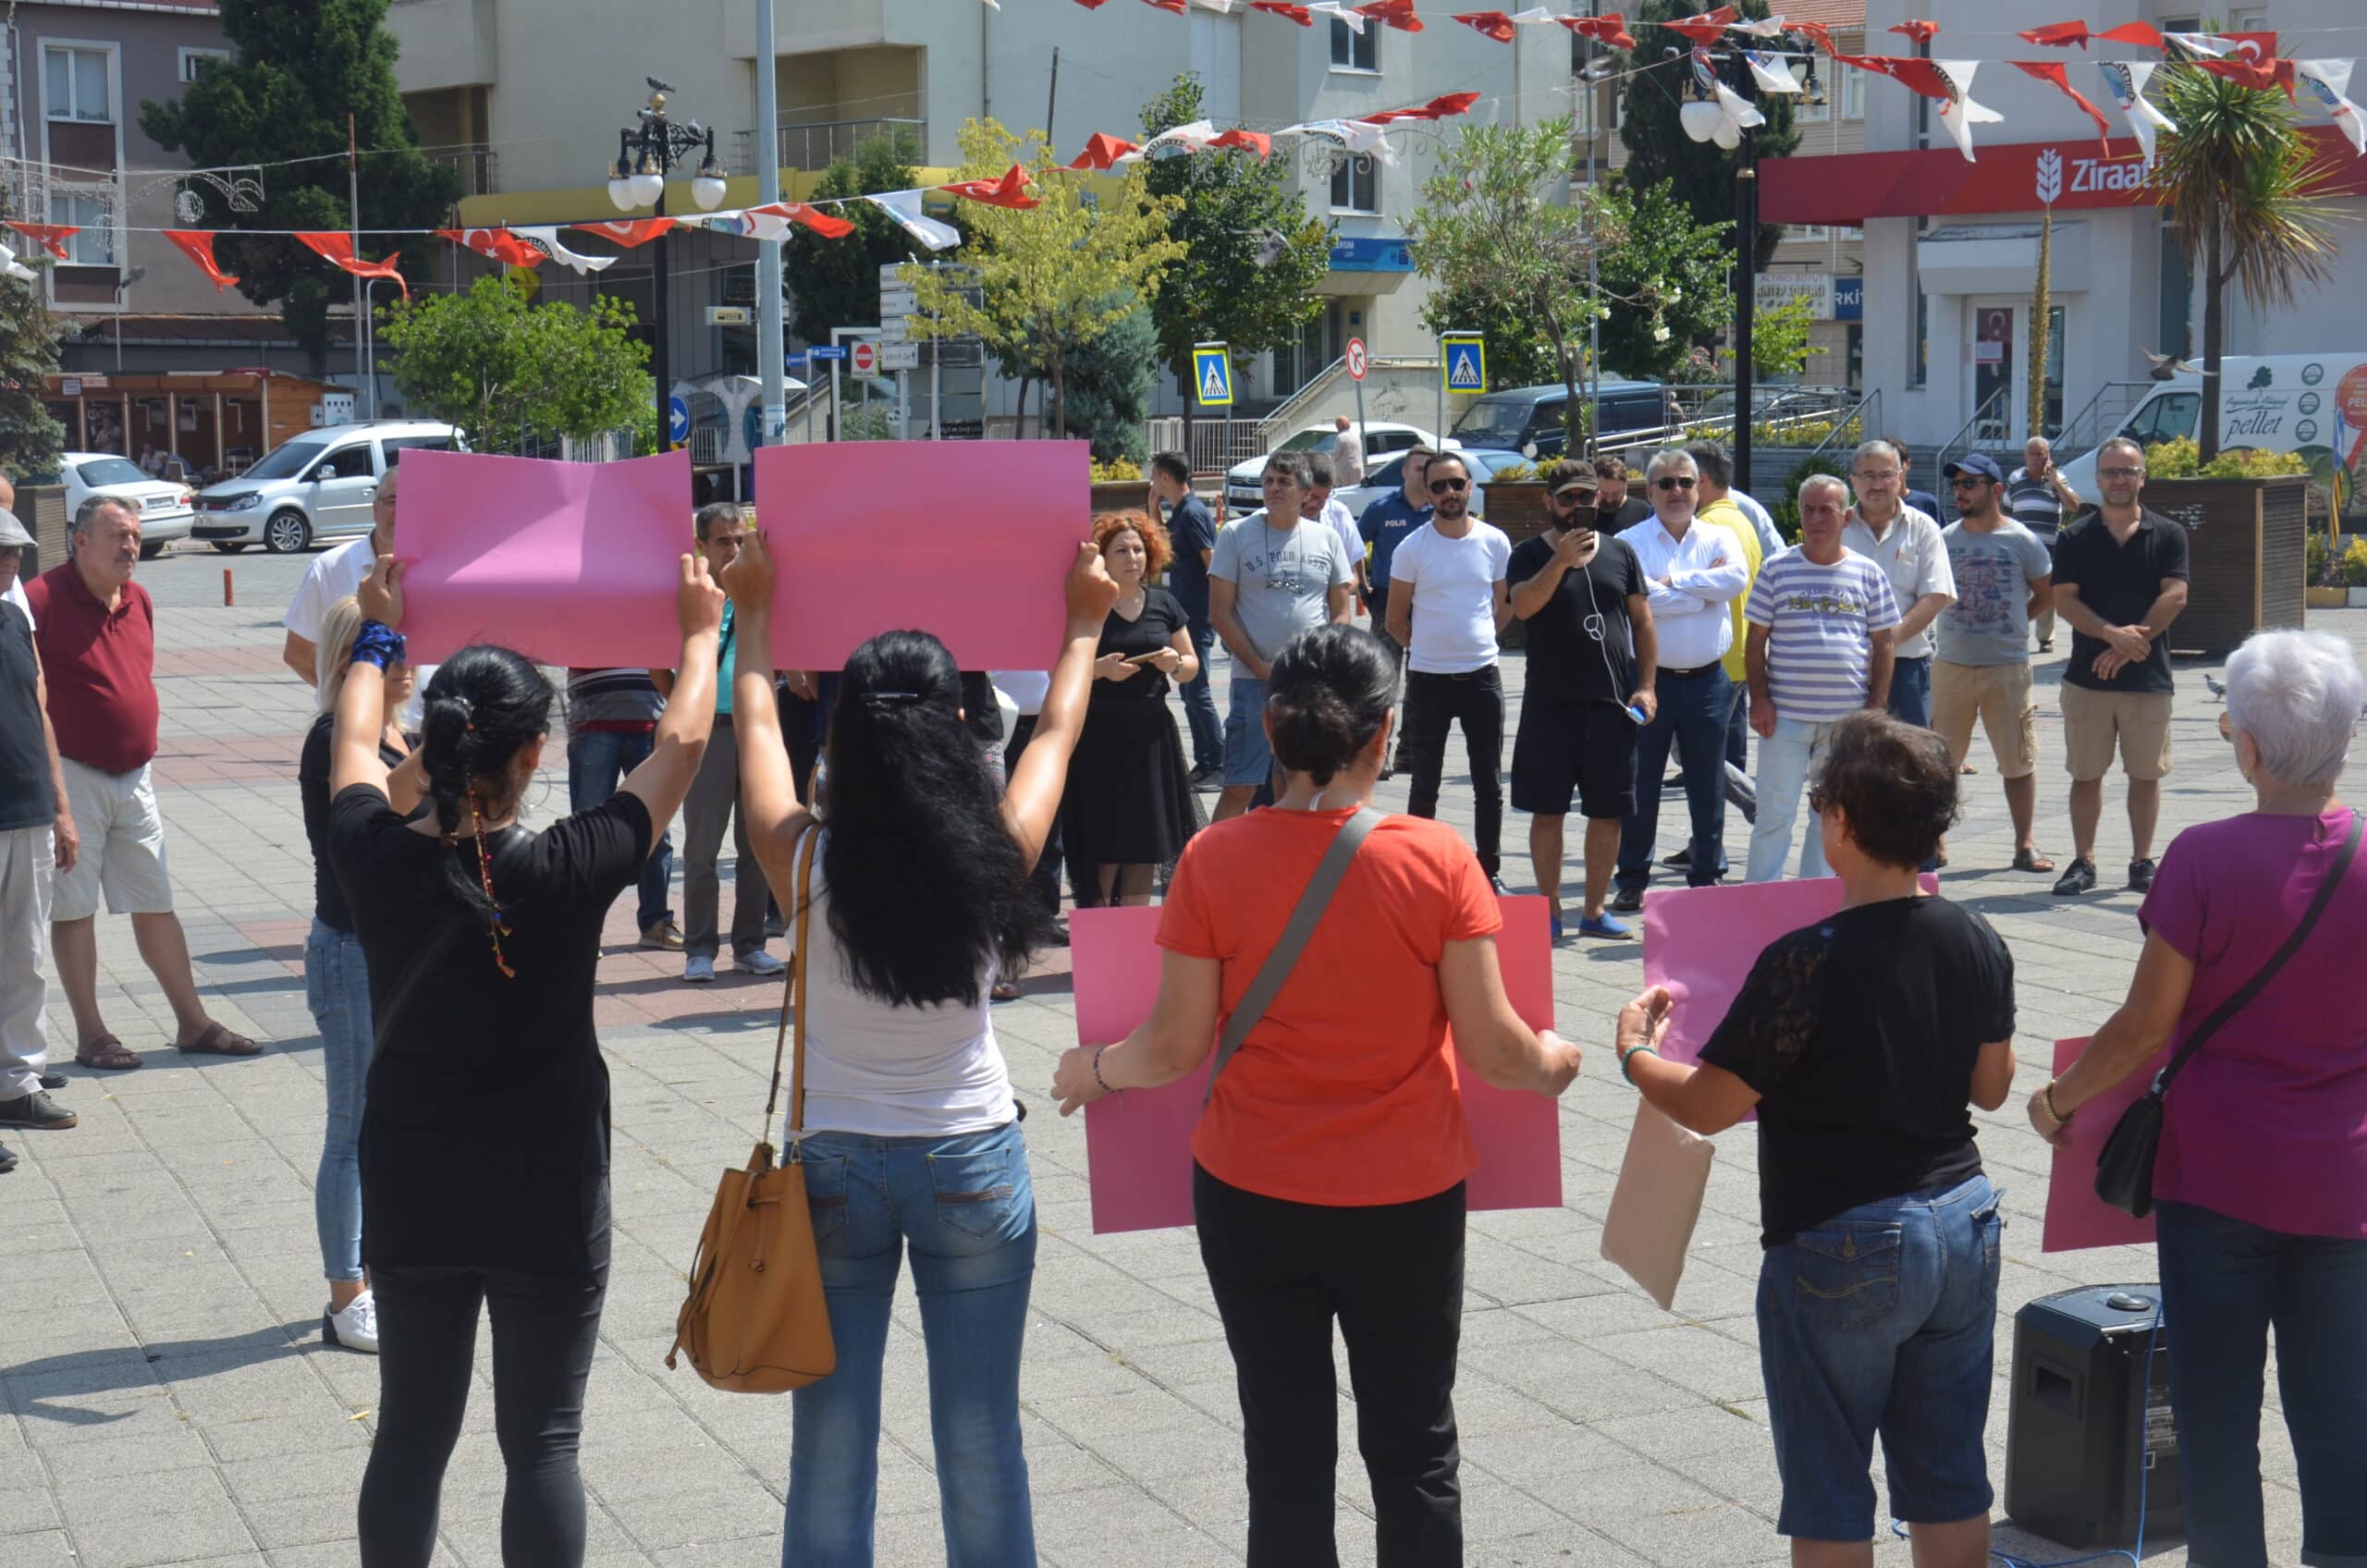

{"left": 2141, "top": 807, "right": 2367, "bottom": 1239}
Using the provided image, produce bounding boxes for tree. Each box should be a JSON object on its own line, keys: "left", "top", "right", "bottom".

{"left": 377, "top": 275, "right": 651, "bottom": 453}
{"left": 0, "top": 191, "right": 64, "bottom": 478}
{"left": 1138, "top": 74, "right": 1331, "bottom": 430}
{"left": 141, "top": 0, "right": 458, "bottom": 365}
{"left": 2152, "top": 66, "right": 2347, "bottom": 461}
{"left": 1060, "top": 301, "right": 1159, "bottom": 463}
{"left": 785, "top": 129, "right": 927, "bottom": 347}
{"left": 902, "top": 119, "right": 1184, "bottom": 438}
{"left": 1746, "top": 296, "right": 1823, "bottom": 381}
{"left": 1405, "top": 120, "right": 1697, "bottom": 454}
{"left": 1618, "top": 0, "right": 1801, "bottom": 269}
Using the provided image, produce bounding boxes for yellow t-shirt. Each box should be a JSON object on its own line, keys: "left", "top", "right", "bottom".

{"left": 1697, "top": 496, "right": 1763, "bottom": 684}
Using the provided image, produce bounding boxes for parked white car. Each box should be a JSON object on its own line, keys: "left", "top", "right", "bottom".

{"left": 59, "top": 453, "right": 194, "bottom": 559}
{"left": 1223, "top": 421, "right": 1438, "bottom": 512}
{"left": 192, "top": 420, "right": 464, "bottom": 554}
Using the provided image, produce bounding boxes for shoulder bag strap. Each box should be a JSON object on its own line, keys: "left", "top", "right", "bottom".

{"left": 1201, "top": 805, "right": 1385, "bottom": 1109}
{"left": 761, "top": 821, "right": 822, "bottom": 1145}
{"left": 2152, "top": 808, "right": 2361, "bottom": 1098}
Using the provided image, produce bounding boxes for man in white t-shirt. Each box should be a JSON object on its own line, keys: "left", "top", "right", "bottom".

{"left": 1386, "top": 449, "right": 1514, "bottom": 887}
{"left": 282, "top": 462, "right": 432, "bottom": 722}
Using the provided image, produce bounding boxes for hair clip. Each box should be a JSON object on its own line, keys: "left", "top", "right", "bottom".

{"left": 859, "top": 691, "right": 924, "bottom": 709}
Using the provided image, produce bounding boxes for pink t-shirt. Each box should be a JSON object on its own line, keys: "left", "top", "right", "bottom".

{"left": 2142, "top": 807, "right": 2367, "bottom": 1238}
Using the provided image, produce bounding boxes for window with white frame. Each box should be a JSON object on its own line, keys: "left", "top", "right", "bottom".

{"left": 1331, "top": 153, "right": 1378, "bottom": 214}
{"left": 51, "top": 193, "right": 113, "bottom": 265}
{"left": 1844, "top": 61, "right": 1867, "bottom": 120}
{"left": 1792, "top": 225, "right": 1833, "bottom": 243}
{"left": 1330, "top": 17, "right": 1378, "bottom": 71}
{"left": 44, "top": 45, "right": 111, "bottom": 122}
{"left": 2231, "top": 7, "right": 2269, "bottom": 30}
{"left": 178, "top": 48, "right": 229, "bottom": 84}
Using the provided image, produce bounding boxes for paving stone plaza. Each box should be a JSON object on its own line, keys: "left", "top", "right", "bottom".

{"left": 4, "top": 545, "right": 2346, "bottom": 1568}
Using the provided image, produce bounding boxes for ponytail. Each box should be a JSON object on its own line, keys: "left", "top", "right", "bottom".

{"left": 418, "top": 646, "right": 554, "bottom": 973}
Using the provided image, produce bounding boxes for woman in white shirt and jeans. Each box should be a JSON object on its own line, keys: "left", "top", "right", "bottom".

{"left": 725, "top": 533, "right": 1116, "bottom": 1566}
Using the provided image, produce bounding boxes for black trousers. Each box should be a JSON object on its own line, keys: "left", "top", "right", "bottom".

{"left": 1399, "top": 664, "right": 1504, "bottom": 876}
{"left": 357, "top": 1263, "right": 608, "bottom": 1568}
{"left": 1004, "top": 714, "right": 1067, "bottom": 919}
{"left": 1195, "top": 1164, "right": 1467, "bottom": 1568}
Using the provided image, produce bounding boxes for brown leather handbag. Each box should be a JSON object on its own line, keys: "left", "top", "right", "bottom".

{"left": 667, "top": 825, "right": 836, "bottom": 1392}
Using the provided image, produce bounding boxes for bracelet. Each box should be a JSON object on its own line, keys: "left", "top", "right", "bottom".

{"left": 350, "top": 620, "right": 406, "bottom": 671}
{"left": 1619, "top": 1042, "right": 1659, "bottom": 1084}
{"left": 2042, "top": 1083, "right": 2071, "bottom": 1125}
{"left": 1091, "top": 1046, "right": 1112, "bottom": 1095}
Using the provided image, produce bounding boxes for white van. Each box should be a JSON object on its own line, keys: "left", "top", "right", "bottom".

{"left": 2059, "top": 354, "right": 2367, "bottom": 502}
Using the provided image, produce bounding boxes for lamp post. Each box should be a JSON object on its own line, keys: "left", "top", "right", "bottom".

{"left": 607, "top": 80, "right": 729, "bottom": 447}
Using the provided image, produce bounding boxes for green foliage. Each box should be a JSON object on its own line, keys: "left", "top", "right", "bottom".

{"left": 785, "top": 129, "right": 926, "bottom": 347}
{"left": 901, "top": 119, "right": 1184, "bottom": 438}
{"left": 1748, "top": 296, "right": 1825, "bottom": 381}
{"left": 2143, "top": 435, "right": 2309, "bottom": 480}
{"left": 1061, "top": 303, "right": 1159, "bottom": 463}
{"left": 1488, "top": 461, "right": 1540, "bottom": 483}
{"left": 1772, "top": 455, "right": 1848, "bottom": 542}
{"left": 0, "top": 189, "right": 64, "bottom": 476}
{"left": 1618, "top": 0, "right": 1801, "bottom": 268}
{"left": 2347, "top": 537, "right": 2367, "bottom": 587}
{"left": 1139, "top": 75, "right": 1331, "bottom": 404}
{"left": 377, "top": 275, "right": 651, "bottom": 453}
{"left": 140, "top": 0, "right": 458, "bottom": 361}
{"left": 1090, "top": 456, "right": 1144, "bottom": 484}
{"left": 839, "top": 401, "right": 899, "bottom": 442}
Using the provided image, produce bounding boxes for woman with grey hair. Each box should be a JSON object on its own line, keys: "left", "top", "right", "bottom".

{"left": 2032, "top": 628, "right": 2367, "bottom": 1568}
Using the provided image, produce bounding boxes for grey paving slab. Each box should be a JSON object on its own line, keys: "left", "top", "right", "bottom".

{"left": 4, "top": 542, "right": 2348, "bottom": 1565}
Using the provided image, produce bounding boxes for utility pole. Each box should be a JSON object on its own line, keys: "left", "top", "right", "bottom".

{"left": 1734, "top": 131, "right": 1758, "bottom": 495}
{"left": 348, "top": 114, "right": 367, "bottom": 417}
{"left": 1046, "top": 48, "right": 1060, "bottom": 144}
{"left": 754, "top": 0, "right": 786, "bottom": 451}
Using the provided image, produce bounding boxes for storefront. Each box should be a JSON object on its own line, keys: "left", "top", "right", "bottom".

{"left": 42, "top": 370, "right": 350, "bottom": 484}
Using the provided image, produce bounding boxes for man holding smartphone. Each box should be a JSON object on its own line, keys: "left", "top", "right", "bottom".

{"left": 1507, "top": 461, "right": 1657, "bottom": 939}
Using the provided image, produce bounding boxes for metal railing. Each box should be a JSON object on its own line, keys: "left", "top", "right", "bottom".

{"left": 2051, "top": 380, "right": 2153, "bottom": 465}
{"left": 1802, "top": 388, "right": 1882, "bottom": 467}
{"left": 730, "top": 117, "right": 926, "bottom": 176}
{"left": 1936, "top": 387, "right": 2013, "bottom": 472}
{"left": 428, "top": 146, "right": 498, "bottom": 198}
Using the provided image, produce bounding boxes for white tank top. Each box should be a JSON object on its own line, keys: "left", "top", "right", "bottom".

{"left": 794, "top": 838, "right": 1018, "bottom": 1137}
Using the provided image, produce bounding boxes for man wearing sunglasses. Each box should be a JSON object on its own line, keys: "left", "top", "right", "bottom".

{"left": 1507, "top": 461, "right": 1656, "bottom": 939}
{"left": 1386, "top": 451, "right": 1514, "bottom": 888}
{"left": 1610, "top": 450, "right": 1750, "bottom": 911}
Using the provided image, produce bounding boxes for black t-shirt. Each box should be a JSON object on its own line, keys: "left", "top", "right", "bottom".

{"left": 298, "top": 714, "right": 409, "bottom": 932}
{"left": 2051, "top": 507, "right": 2191, "bottom": 694}
{"left": 1164, "top": 495, "right": 1217, "bottom": 627}
{"left": 1089, "top": 588, "right": 1190, "bottom": 712}
{"left": 1592, "top": 496, "right": 1652, "bottom": 535}
{"left": 1698, "top": 896, "right": 2015, "bottom": 1247}
{"left": 329, "top": 782, "right": 652, "bottom": 1275}
{"left": 0, "top": 600, "right": 51, "bottom": 832}
{"left": 1506, "top": 533, "right": 1647, "bottom": 706}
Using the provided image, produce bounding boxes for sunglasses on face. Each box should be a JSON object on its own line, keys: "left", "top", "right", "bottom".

{"left": 1950, "top": 477, "right": 1993, "bottom": 490}
{"left": 1428, "top": 478, "right": 1468, "bottom": 494}
{"left": 1653, "top": 476, "right": 1697, "bottom": 491}
{"left": 2099, "top": 467, "right": 2144, "bottom": 480}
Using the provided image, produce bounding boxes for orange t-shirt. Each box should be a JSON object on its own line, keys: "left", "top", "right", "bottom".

{"left": 1157, "top": 807, "right": 1502, "bottom": 1207}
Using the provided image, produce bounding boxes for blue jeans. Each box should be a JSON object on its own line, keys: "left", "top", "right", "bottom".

{"left": 786, "top": 1121, "right": 1037, "bottom": 1567}
{"left": 1756, "top": 1172, "right": 2002, "bottom": 1541}
{"left": 1888, "top": 655, "right": 1933, "bottom": 729}
{"left": 1224, "top": 674, "right": 1275, "bottom": 790}
{"left": 564, "top": 729, "right": 674, "bottom": 932}
{"left": 1747, "top": 717, "right": 1838, "bottom": 884}
{"left": 303, "top": 920, "right": 371, "bottom": 1284}
{"left": 2156, "top": 1200, "right": 2367, "bottom": 1568}
{"left": 1616, "top": 667, "right": 1732, "bottom": 892}
{"left": 1180, "top": 619, "right": 1222, "bottom": 772}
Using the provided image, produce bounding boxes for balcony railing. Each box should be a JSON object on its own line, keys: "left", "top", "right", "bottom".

{"left": 729, "top": 117, "right": 926, "bottom": 176}
{"left": 427, "top": 146, "right": 498, "bottom": 198}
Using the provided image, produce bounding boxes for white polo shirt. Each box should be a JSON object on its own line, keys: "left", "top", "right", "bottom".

{"left": 1387, "top": 520, "right": 1511, "bottom": 674}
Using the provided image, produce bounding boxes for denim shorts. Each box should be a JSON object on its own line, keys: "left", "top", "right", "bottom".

{"left": 1223, "top": 675, "right": 1274, "bottom": 789}
{"left": 1755, "top": 1171, "right": 2003, "bottom": 1541}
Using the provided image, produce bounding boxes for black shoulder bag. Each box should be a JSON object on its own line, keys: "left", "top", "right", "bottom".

{"left": 2094, "top": 808, "right": 2361, "bottom": 1218}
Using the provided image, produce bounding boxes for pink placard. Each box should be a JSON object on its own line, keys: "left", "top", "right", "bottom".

{"left": 396, "top": 448, "right": 693, "bottom": 667}
{"left": 754, "top": 440, "right": 1090, "bottom": 670}
{"left": 1073, "top": 896, "right": 1563, "bottom": 1234}
{"left": 2042, "top": 1036, "right": 2165, "bottom": 1253}
{"left": 1639, "top": 876, "right": 1938, "bottom": 1065}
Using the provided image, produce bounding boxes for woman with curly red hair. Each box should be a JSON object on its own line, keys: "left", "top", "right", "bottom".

{"left": 1064, "top": 509, "right": 1202, "bottom": 904}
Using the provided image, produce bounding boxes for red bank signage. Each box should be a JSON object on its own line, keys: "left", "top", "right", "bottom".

{"left": 1761, "top": 126, "right": 2367, "bottom": 226}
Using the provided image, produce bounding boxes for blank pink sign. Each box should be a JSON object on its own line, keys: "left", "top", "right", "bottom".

{"left": 754, "top": 440, "right": 1091, "bottom": 670}
{"left": 397, "top": 448, "right": 693, "bottom": 667}
{"left": 1073, "top": 895, "right": 1564, "bottom": 1234}
{"left": 2042, "top": 1036, "right": 2166, "bottom": 1253}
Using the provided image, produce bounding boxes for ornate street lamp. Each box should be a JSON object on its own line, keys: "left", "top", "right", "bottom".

{"left": 607, "top": 79, "right": 728, "bottom": 446}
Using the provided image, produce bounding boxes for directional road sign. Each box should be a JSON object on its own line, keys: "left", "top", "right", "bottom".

{"left": 808, "top": 345, "right": 847, "bottom": 362}
{"left": 881, "top": 341, "right": 921, "bottom": 372}
{"left": 667, "top": 395, "right": 691, "bottom": 446}
{"left": 1442, "top": 334, "right": 1486, "bottom": 397}
{"left": 1345, "top": 337, "right": 1369, "bottom": 381}
{"left": 1193, "top": 343, "right": 1233, "bottom": 408}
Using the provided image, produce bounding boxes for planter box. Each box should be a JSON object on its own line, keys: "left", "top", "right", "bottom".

{"left": 2351, "top": 586, "right": 2367, "bottom": 608}
{"left": 1089, "top": 480, "right": 1153, "bottom": 518}
{"left": 1484, "top": 482, "right": 1552, "bottom": 547}
{"left": 2136, "top": 475, "right": 2307, "bottom": 656}
{"left": 21, "top": 484, "right": 64, "bottom": 578}
{"left": 2307, "top": 586, "right": 2349, "bottom": 609}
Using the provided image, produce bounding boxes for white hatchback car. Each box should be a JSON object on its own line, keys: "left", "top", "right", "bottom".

{"left": 59, "top": 452, "right": 194, "bottom": 558}
{"left": 1223, "top": 422, "right": 1438, "bottom": 513}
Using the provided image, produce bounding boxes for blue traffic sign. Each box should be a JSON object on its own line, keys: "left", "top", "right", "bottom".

{"left": 667, "top": 395, "right": 691, "bottom": 445}
{"left": 1442, "top": 336, "right": 1486, "bottom": 396}
{"left": 809, "top": 345, "right": 848, "bottom": 361}
{"left": 1193, "top": 344, "right": 1233, "bottom": 409}
{"left": 786, "top": 350, "right": 809, "bottom": 372}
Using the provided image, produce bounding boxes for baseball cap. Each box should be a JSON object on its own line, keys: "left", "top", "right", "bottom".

{"left": 1943, "top": 452, "right": 2005, "bottom": 484}
{"left": 0, "top": 509, "right": 31, "bottom": 548}
{"left": 1551, "top": 473, "right": 1599, "bottom": 497}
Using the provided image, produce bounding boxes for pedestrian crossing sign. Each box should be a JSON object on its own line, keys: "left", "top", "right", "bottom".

{"left": 1442, "top": 335, "right": 1486, "bottom": 396}
{"left": 1194, "top": 344, "right": 1234, "bottom": 408}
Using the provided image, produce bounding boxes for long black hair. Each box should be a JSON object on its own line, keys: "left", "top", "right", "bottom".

{"left": 819, "top": 631, "right": 1036, "bottom": 1008}
{"left": 1267, "top": 624, "right": 1394, "bottom": 784}
{"left": 418, "top": 645, "right": 554, "bottom": 937}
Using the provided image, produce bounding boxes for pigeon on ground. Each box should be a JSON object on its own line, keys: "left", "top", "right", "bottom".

{"left": 2203, "top": 673, "right": 2226, "bottom": 700}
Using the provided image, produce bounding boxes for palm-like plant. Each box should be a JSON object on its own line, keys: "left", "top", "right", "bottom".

{"left": 2152, "top": 66, "right": 2349, "bottom": 460}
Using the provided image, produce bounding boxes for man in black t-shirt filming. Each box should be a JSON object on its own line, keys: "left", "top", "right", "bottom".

{"left": 2044, "top": 436, "right": 2191, "bottom": 897}
{"left": 1506, "top": 460, "right": 1658, "bottom": 941}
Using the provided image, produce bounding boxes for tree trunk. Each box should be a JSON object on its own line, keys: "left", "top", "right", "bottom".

{"left": 2201, "top": 220, "right": 2226, "bottom": 464}
{"left": 2028, "top": 207, "right": 2053, "bottom": 440}
{"left": 1051, "top": 359, "right": 1067, "bottom": 440}
{"left": 1551, "top": 328, "right": 1582, "bottom": 460}
{"left": 1016, "top": 375, "right": 1032, "bottom": 439}
{"left": 1177, "top": 362, "right": 1195, "bottom": 459}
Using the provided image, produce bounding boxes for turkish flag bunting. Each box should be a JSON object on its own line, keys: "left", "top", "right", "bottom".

{"left": 940, "top": 165, "right": 1039, "bottom": 209}
{"left": 1248, "top": 0, "right": 1312, "bottom": 19}
{"left": 1071, "top": 0, "right": 1110, "bottom": 7}
{"left": 2019, "top": 20, "right": 2093, "bottom": 47}
{"left": 1787, "top": 20, "right": 1837, "bottom": 55}
{"left": 1208, "top": 129, "right": 1274, "bottom": 158}
{"left": 1889, "top": 19, "right": 1939, "bottom": 43}
{"left": 1561, "top": 16, "right": 1637, "bottom": 50}
{"left": 2012, "top": 61, "right": 2115, "bottom": 149}
{"left": 2096, "top": 22, "right": 2167, "bottom": 49}
{"left": 437, "top": 227, "right": 544, "bottom": 267}
{"left": 2197, "top": 55, "right": 2297, "bottom": 93}
{"left": 1068, "top": 132, "right": 1143, "bottom": 169}
{"left": 1854, "top": 57, "right": 1952, "bottom": 100}
{"left": 1360, "top": 91, "right": 1480, "bottom": 123}
{"left": 296, "top": 233, "right": 408, "bottom": 297}
{"left": 163, "top": 230, "right": 239, "bottom": 290}
{"left": 1354, "top": 0, "right": 1423, "bottom": 32}
{"left": 1454, "top": 11, "right": 1515, "bottom": 42}
{"left": 5, "top": 221, "right": 76, "bottom": 260}
{"left": 1660, "top": 6, "right": 1737, "bottom": 46}
{"left": 570, "top": 218, "right": 674, "bottom": 249}
{"left": 1141, "top": 0, "right": 1187, "bottom": 11}
{"left": 746, "top": 202, "right": 858, "bottom": 239}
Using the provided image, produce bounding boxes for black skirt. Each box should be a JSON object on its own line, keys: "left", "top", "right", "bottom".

{"left": 1061, "top": 703, "right": 1200, "bottom": 867}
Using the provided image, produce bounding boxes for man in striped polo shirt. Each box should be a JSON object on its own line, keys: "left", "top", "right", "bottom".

{"left": 2005, "top": 436, "right": 2080, "bottom": 651}
{"left": 1743, "top": 474, "right": 1901, "bottom": 883}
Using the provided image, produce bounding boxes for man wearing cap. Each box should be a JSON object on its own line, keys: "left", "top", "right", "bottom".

{"left": 1507, "top": 460, "right": 1656, "bottom": 940}
{"left": 1841, "top": 438, "right": 1954, "bottom": 730}
{"left": 0, "top": 508, "right": 80, "bottom": 1158}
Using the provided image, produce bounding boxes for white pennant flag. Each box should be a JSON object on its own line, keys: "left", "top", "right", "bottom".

{"left": 2299, "top": 60, "right": 2367, "bottom": 156}
{"left": 1186, "top": 0, "right": 1243, "bottom": 11}
{"left": 1932, "top": 61, "right": 2004, "bottom": 164}
{"left": 2099, "top": 61, "right": 2177, "bottom": 169}
{"left": 865, "top": 190, "right": 961, "bottom": 251}
{"left": 1743, "top": 51, "right": 1802, "bottom": 95}
{"left": 1728, "top": 14, "right": 1789, "bottom": 39}
{"left": 0, "top": 243, "right": 33, "bottom": 283}
{"left": 1307, "top": 1, "right": 1364, "bottom": 32}
{"left": 1141, "top": 118, "right": 1220, "bottom": 159}
{"left": 512, "top": 226, "right": 618, "bottom": 274}
{"left": 1508, "top": 7, "right": 1557, "bottom": 24}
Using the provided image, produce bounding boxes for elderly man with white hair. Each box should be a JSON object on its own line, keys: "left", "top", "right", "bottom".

{"left": 1610, "top": 448, "right": 1749, "bottom": 910}
{"left": 2032, "top": 629, "right": 2367, "bottom": 1568}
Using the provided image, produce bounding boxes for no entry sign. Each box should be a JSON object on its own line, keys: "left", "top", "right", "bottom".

{"left": 851, "top": 340, "right": 877, "bottom": 375}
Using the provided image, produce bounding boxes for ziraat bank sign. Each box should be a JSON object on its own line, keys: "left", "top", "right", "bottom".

{"left": 1762, "top": 126, "right": 2367, "bottom": 226}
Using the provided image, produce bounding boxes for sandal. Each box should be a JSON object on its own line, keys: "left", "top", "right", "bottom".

{"left": 178, "top": 1023, "right": 263, "bottom": 1058}
{"left": 2013, "top": 847, "right": 2057, "bottom": 874}
{"left": 990, "top": 980, "right": 1023, "bottom": 1003}
{"left": 75, "top": 1035, "right": 141, "bottom": 1072}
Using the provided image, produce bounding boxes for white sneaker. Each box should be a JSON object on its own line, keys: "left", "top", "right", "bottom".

{"left": 684, "top": 954, "right": 717, "bottom": 984}
{"left": 735, "top": 949, "right": 787, "bottom": 978}
{"left": 325, "top": 1291, "right": 379, "bottom": 1354}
